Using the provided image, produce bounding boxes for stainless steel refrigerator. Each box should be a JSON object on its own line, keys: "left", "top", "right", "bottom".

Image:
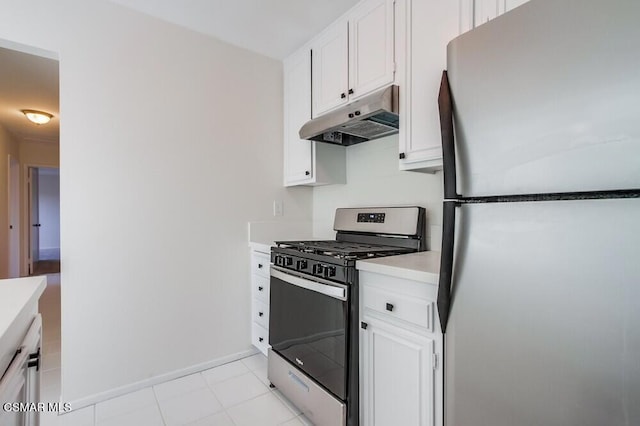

{"left": 436, "top": 1, "right": 640, "bottom": 425}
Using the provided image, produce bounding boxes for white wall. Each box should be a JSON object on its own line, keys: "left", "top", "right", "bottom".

{"left": 313, "top": 135, "right": 444, "bottom": 250}
{"left": 0, "top": 0, "right": 312, "bottom": 404}
{"left": 0, "top": 124, "right": 20, "bottom": 278}
{"left": 19, "top": 140, "right": 59, "bottom": 167}
{"left": 37, "top": 168, "right": 60, "bottom": 257}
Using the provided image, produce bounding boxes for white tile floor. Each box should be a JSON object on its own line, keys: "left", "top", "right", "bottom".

{"left": 40, "top": 274, "right": 62, "bottom": 406}
{"left": 37, "top": 274, "right": 312, "bottom": 426}
{"left": 42, "top": 355, "right": 311, "bottom": 426}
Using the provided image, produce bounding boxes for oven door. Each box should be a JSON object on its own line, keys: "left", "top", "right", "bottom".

{"left": 269, "top": 265, "right": 349, "bottom": 400}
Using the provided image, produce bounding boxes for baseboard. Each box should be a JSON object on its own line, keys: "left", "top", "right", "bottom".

{"left": 39, "top": 247, "right": 60, "bottom": 260}
{"left": 63, "top": 347, "right": 259, "bottom": 412}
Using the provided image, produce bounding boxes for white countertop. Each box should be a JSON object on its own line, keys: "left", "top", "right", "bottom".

{"left": 249, "top": 241, "right": 273, "bottom": 254}
{"left": 0, "top": 276, "right": 47, "bottom": 342}
{"left": 357, "top": 251, "right": 441, "bottom": 285}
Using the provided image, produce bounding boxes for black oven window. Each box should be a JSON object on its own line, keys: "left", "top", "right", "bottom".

{"left": 269, "top": 275, "right": 348, "bottom": 400}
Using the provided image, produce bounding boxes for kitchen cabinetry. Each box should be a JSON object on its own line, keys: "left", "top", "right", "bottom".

{"left": 396, "top": 0, "right": 460, "bottom": 172}
{"left": 283, "top": 48, "right": 346, "bottom": 186}
{"left": 360, "top": 315, "right": 435, "bottom": 426}
{"left": 250, "top": 246, "right": 271, "bottom": 355}
{"left": 460, "top": 0, "right": 531, "bottom": 32}
{"left": 357, "top": 252, "right": 442, "bottom": 426}
{"left": 311, "top": 0, "right": 395, "bottom": 118}
{"left": 0, "top": 277, "right": 46, "bottom": 426}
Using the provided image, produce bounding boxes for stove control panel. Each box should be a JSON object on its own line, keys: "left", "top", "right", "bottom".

{"left": 274, "top": 255, "right": 293, "bottom": 267}
{"left": 271, "top": 252, "right": 348, "bottom": 283}
{"left": 357, "top": 212, "right": 386, "bottom": 223}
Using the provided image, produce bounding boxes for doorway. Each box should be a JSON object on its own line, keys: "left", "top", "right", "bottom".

{"left": 8, "top": 154, "right": 20, "bottom": 277}
{"left": 0, "top": 40, "right": 62, "bottom": 409}
{"left": 28, "top": 166, "right": 60, "bottom": 275}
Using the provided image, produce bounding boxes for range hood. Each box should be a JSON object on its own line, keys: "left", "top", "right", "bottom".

{"left": 299, "top": 85, "right": 399, "bottom": 146}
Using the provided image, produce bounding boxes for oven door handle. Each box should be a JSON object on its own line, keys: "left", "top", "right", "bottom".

{"left": 271, "top": 266, "right": 348, "bottom": 301}
{"left": 0, "top": 346, "right": 28, "bottom": 401}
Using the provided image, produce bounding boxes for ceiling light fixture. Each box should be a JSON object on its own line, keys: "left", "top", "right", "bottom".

{"left": 22, "top": 109, "right": 53, "bottom": 125}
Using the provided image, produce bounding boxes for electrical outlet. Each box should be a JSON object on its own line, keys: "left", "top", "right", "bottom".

{"left": 273, "top": 200, "right": 283, "bottom": 217}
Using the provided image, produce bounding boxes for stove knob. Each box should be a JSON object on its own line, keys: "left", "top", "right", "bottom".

{"left": 285, "top": 257, "right": 293, "bottom": 266}
{"left": 325, "top": 266, "right": 337, "bottom": 278}
{"left": 314, "top": 264, "right": 325, "bottom": 276}
{"left": 296, "top": 260, "right": 308, "bottom": 270}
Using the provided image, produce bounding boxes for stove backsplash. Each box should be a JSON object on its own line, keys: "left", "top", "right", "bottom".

{"left": 312, "top": 136, "right": 444, "bottom": 251}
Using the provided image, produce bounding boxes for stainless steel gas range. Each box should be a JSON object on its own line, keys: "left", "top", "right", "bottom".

{"left": 267, "top": 206, "right": 426, "bottom": 426}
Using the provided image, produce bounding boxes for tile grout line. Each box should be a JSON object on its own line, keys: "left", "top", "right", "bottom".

{"left": 201, "top": 366, "right": 301, "bottom": 424}
{"left": 151, "top": 384, "right": 168, "bottom": 426}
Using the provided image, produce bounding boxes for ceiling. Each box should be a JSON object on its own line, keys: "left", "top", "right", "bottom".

{"left": 0, "top": 47, "right": 59, "bottom": 144}
{"left": 108, "top": 0, "right": 360, "bottom": 59}
{"left": 0, "top": 2, "right": 356, "bottom": 144}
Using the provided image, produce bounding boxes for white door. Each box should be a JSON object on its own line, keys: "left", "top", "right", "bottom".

{"left": 8, "top": 155, "right": 20, "bottom": 277}
{"left": 284, "top": 49, "right": 314, "bottom": 185}
{"left": 361, "top": 315, "right": 435, "bottom": 426}
{"left": 348, "top": 0, "right": 395, "bottom": 99}
{"left": 311, "top": 21, "right": 349, "bottom": 117}
{"left": 28, "top": 167, "right": 39, "bottom": 275}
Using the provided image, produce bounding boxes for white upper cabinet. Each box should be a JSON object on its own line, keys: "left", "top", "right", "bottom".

{"left": 312, "top": 0, "right": 395, "bottom": 118}
{"left": 348, "top": 0, "right": 396, "bottom": 100}
{"left": 284, "top": 48, "right": 346, "bottom": 187}
{"left": 284, "top": 49, "right": 314, "bottom": 185}
{"left": 463, "top": 0, "right": 531, "bottom": 31}
{"left": 505, "top": 0, "right": 530, "bottom": 9}
{"left": 474, "top": 0, "right": 503, "bottom": 26}
{"left": 397, "top": 0, "right": 460, "bottom": 172}
{"left": 311, "top": 22, "right": 349, "bottom": 117}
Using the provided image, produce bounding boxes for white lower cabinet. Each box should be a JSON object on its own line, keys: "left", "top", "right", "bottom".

{"left": 360, "top": 315, "right": 435, "bottom": 426}
{"left": 359, "top": 270, "right": 442, "bottom": 426}
{"left": 250, "top": 248, "right": 271, "bottom": 355}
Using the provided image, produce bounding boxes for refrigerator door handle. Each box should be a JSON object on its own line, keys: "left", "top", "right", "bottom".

{"left": 439, "top": 70, "right": 458, "bottom": 201}
{"left": 437, "top": 201, "right": 456, "bottom": 333}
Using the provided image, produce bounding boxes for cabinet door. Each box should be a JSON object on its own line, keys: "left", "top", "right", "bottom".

{"left": 348, "top": 0, "right": 395, "bottom": 100}
{"left": 361, "top": 315, "right": 435, "bottom": 426}
{"left": 284, "top": 49, "right": 314, "bottom": 186}
{"left": 459, "top": 0, "right": 475, "bottom": 34}
{"left": 398, "top": 0, "right": 460, "bottom": 171}
{"left": 505, "top": 0, "right": 529, "bottom": 12}
{"left": 311, "top": 22, "right": 349, "bottom": 117}
{"left": 474, "top": 0, "right": 503, "bottom": 26}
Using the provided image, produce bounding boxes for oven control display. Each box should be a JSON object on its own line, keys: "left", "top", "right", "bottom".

{"left": 357, "top": 212, "right": 385, "bottom": 223}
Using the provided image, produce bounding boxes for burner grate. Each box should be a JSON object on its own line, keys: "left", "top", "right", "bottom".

{"left": 275, "top": 240, "right": 414, "bottom": 259}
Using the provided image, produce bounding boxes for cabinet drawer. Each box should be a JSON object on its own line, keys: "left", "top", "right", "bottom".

{"left": 252, "top": 322, "right": 269, "bottom": 356}
{"left": 253, "top": 299, "right": 269, "bottom": 329}
{"left": 252, "top": 275, "right": 270, "bottom": 304}
{"left": 362, "top": 285, "right": 434, "bottom": 331}
{"left": 252, "top": 252, "right": 270, "bottom": 278}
